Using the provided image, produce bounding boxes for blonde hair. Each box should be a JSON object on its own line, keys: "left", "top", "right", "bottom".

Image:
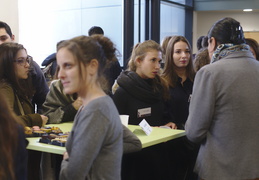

{"left": 127, "top": 40, "right": 162, "bottom": 71}
{"left": 127, "top": 40, "right": 169, "bottom": 99}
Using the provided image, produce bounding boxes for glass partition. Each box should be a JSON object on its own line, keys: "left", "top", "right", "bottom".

{"left": 160, "top": 1, "right": 185, "bottom": 41}
{"left": 19, "top": 0, "right": 123, "bottom": 66}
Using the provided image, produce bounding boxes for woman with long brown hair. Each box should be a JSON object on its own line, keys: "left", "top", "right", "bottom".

{"left": 161, "top": 36, "right": 197, "bottom": 180}
{"left": 0, "top": 42, "right": 48, "bottom": 180}
{"left": 0, "top": 42, "right": 48, "bottom": 127}
{"left": 0, "top": 92, "right": 27, "bottom": 180}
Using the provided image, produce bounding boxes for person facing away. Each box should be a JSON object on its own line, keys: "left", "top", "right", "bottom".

{"left": 0, "top": 92, "right": 28, "bottom": 180}
{"left": 245, "top": 37, "right": 259, "bottom": 60}
{"left": 113, "top": 40, "right": 175, "bottom": 128}
{"left": 185, "top": 17, "right": 259, "bottom": 180}
{"left": 56, "top": 35, "right": 123, "bottom": 180}
{"left": 196, "top": 35, "right": 205, "bottom": 51}
{"left": 0, "top": 21, "right": 49, "bottom": 113}
{"left": 193, "top": 47, "right": 210, "bottom": 72}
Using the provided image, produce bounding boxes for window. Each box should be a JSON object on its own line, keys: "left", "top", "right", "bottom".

{"left": 160, "top": 1, "right": 185, "bottom": 41}
{"left": 19, "top": 0, "right": 123, "bottom": 66}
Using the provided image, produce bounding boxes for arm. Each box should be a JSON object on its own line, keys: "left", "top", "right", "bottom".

{"left": 0, "top": 83, "right": 43, "bottom": 127}
{"left": 123, "top": 125, "right": 142, "bottom": 154}
{"left": 185, "top": 68, "right": 215, "bottom": 143}
{"left": 162, "top": 100, "right": 177, "bottom": 129}
{"left": 42, "top": 80, "right": 77, "bottom": 124}
{"left": 30, "top": 60, "right": 49, "bottom": 113}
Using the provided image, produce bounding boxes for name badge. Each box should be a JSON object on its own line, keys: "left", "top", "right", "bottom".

{"left": 137, "top": 107, "right": 151, "bottom": 118}
{"left": 139, "top": 119, "right": 152, "bottom": 136}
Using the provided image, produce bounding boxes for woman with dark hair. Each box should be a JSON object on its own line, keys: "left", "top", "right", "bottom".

{"left": 245, "top": 38, "right": 259, "bottom": 60}
{"left": 162, "top": 36, "right": 195, "bottom": 129}
{"left": 57, "top": 35, "right": 123, "bottom": 180}
{"left": 185, "top": 17, "right": 259, "bottom": 180}
{"left": 161, "top": 36, "right": 197, "bottom": 180}
{"left": 0, "top": 42, "right": 48, "bottom": 180}
{"left": 0, "top": 42, "right": 48, "bottom": 127}
{"left": 0, "top": 92, "right": 28, "bottom": 180}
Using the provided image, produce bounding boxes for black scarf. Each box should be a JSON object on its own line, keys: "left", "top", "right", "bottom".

{"left": 117, "top": 71, "right": 163, "bottom": 103}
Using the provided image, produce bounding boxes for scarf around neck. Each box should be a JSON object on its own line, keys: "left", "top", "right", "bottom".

{"left": 211, "top": 43, "right": 250, "bottom": 63}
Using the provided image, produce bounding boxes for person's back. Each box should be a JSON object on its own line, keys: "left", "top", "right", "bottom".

{"left": 191, "top": 49, "right": 259, "bottom": 179}
{"left": 186, "top": 17, "right": 259, "bottom": 180}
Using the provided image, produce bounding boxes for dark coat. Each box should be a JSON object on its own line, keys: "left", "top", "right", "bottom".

{"left": 113, "top": 71, "right": 171, "bottom": 126}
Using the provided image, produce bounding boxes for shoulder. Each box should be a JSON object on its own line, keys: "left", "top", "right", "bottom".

{"left": 49, "top": 79, "right": 63, "bottom": 91}
{"left": 0, "top": 81, "right": 13, "bottom": 93}
{"left": 79, "top": 96, "right": 119, "bottom": 122}
{"left": 89, "top": 96, "right": 114, "bottom": 109}
{"left": 113, "top": 86, "right": 129, "bottom": 99}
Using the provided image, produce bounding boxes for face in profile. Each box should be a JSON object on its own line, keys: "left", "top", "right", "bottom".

{"left": 173, "top": 41, "right": 190, "bottom": 69}
{"left": 57, "top": 47, "right": 81, "bottom": 95}
{"left": 14, "top": 49, "right": 30, "bottom": 79}
{"left": 136, "top": 50, "right": 162, "bottom": 79}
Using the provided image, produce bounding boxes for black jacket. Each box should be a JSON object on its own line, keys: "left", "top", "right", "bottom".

{"left": 113, "top": 71, "right": 171, "bottom": 126}
{"left": 167, "top": 77, "right": 193, "bottom": 129}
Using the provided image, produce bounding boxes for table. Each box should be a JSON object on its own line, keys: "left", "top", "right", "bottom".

{"left": 27, "top": 122, "right": 185, "bottom": 155}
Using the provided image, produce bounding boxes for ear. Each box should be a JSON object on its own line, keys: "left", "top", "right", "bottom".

{"left": 11, "top": 35, "right": 15, "bottom": 41}
{"left": 210, "top": 37, "right": 216, "bottom": 51}
{"left": 135, "top": 57, "right": 142, "bottom": 67}
{"left": 87, "top": 59, "right": 98, "bottom": 76}
{"left": 208, "top": 37, "right": 216, "bottom": 57}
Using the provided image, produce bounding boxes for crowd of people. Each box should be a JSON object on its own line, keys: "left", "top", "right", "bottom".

{"left": 0, "top": 17, "right": 259, "bottom": 180}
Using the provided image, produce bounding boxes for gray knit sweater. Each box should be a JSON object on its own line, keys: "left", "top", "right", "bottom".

{"left": 60, "top": 96, "right": 123, "bottom": 180}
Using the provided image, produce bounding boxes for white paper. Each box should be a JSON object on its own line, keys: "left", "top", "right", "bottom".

{"left": 139, "top": 119, "right": 152, "bottom": 136}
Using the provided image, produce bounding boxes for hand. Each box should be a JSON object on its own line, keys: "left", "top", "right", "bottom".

{"left": 63, "top": 152, "right": 69, "bottom": 160}
{"left": 40, "top": 115, "right": 48, "bottom": 127}
{"left": 72, "top": 97, "right": 83, "bottom": 110}
{"left": 164, "top": 122, "right": 177, "bottom": 129}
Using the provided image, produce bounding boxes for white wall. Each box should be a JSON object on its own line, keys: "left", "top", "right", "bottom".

{"left": 1, "top": 0, "right": 19, "bottom": 41}
{"left": 18, "top": 0, "right": 123, "bottom": 66}
{"left": 192, "top": 10, "right": 259, "bottom": 53}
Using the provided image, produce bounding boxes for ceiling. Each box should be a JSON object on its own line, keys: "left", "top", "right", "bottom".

{"left": 193, "top": 0, "right": 259, "bottom": 11}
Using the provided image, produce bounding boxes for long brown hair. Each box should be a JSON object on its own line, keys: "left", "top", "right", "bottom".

{"left": 0, "top": 42, "right": 34, "bottom": 99}
{"left": 0, "top": 92, "right": 23, "bottom": 179}
{"left": 127, "top": 40, "right": 169, "bottom": 99}
{"left": 57, "top": 35, "right": 117, "bottom": 93}
{"left": 162, "top": 36, "right": 195, "bottom": 88}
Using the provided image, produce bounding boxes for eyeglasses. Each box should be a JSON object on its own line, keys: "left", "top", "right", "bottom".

{"left": 13, "top": 56, "right": 32, "bottom": 66}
